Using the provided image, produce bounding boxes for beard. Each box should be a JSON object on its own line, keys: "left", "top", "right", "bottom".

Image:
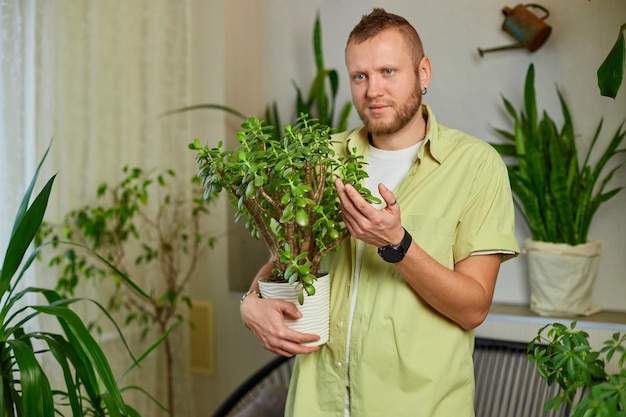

{"left": 357, "top": 86, "right": 422, "bottom": 136}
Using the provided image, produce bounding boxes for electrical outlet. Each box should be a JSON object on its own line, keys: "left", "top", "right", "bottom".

{"left": 189, "top": 299, "right": 215, "bottom": 375}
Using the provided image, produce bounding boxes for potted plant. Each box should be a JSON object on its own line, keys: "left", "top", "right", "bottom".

{"left": 527, "top": 321, "right": 626, "bottom": 415}
{"left": 491, "top": 63, "right": 626, "bottom": 316}
{"left": 189, "top": 114, "right": 377, "bottom": 345}
{"left": 1, "top": 143, "right": 164, "bottom": 416}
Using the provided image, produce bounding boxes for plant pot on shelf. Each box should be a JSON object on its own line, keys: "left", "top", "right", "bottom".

{"left": 526, "top": 239, "right": 603, "bottom": 317}
{"left": 259, "top": 273, "right": 331, "bottom": 347}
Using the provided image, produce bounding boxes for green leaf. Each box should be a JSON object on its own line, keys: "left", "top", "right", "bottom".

{"left": 9, "top": 339, "right": 55, "bottom": 417}
{"left": 597, "top": 23, "right": 626, "bottom": 99}
{"left": 295, "top": 208, "right": 309, "bottom": 227}
{"left": 39, "top": 334, "right": 85, "bottom": 416}
{"left": 32, "top": 305, "right": 129, "bottom": 413}
{"left": 159, "top": 103, "right": 248, "bottom": 120}
{"left": 0, "top": 175, "right": 55, "bottom": 294}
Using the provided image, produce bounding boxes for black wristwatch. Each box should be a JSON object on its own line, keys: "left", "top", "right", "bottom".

{"left": 378, "top": 228, "right": 412, "bottom": 263}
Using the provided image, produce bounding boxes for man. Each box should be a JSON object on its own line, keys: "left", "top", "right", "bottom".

{"left": 240, "top": 8, "right": 519, "bottom": 417}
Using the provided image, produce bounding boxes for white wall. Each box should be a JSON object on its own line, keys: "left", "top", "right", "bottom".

{"left": 192, "top": 0, "right": 626, "bottom": 414}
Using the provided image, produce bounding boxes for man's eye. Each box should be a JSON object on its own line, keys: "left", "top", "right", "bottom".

{"left": 384, "top": 69, "right": 393, "bottom": 75}
{"left": 354, "top": 74, "right": 365, "bottom": 81}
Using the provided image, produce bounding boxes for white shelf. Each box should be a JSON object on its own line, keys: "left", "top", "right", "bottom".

{"left": 476, "top": 303, "right": 626, "bottom": 346}
{"left": 476, "top": 303, "right": 626, "bottom": 373}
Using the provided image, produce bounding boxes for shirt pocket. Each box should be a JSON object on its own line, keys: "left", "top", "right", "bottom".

{"left": 404, "top": 214, "right": 458, "bottom": 267}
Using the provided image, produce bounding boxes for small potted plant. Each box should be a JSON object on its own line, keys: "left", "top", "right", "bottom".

{"left": 527, "top": 321, "right": 626, "bottom": 415}
{"left": 189, "top": 114, "right": 377, "bottom": 344}
{"left": 491, "top": 63, "right": 626, "bottom": 316}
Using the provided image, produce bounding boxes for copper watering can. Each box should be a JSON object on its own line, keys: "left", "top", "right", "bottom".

{"left": 478, "top": 4, "right": 552, "bottom": 57}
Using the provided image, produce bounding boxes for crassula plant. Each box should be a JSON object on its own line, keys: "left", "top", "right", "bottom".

{"left": 189, "top": 114, "right": 377, "bottom": 303}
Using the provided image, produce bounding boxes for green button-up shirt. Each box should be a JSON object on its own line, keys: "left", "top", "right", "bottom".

{"left": 286, "top": 105, "right": 520, "bottom": 417}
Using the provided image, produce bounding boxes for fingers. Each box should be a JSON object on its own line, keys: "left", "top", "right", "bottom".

{"left": 241, "top": 297, "right": 320, "bottom": 356}
{"left": 335, "top": 178, "right": 403, "bottom": 247}
{"left": 335, "top": 179, "right": 376, "bottom": 221}
{"left": 336, "top": 179, "right": 399, "bottom": 214}
{"left": 378, "top": 183, "right": 399, "bottom": 211}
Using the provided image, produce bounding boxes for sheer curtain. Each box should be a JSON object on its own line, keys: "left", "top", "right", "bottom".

{"left": 1, "top": 1, "right": 195, "bottom": 416}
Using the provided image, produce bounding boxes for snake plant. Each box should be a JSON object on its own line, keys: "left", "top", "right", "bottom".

{"left": 492, "top": 63, "right": 626, "bottom": 245}
{"left": 0, "top": 143, "right": 161, "bottom": 416}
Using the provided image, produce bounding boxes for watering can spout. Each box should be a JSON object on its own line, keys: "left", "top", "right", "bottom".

{"left": 478, "top": 44, "right": 525, "bottom": 57}
{"left": 478, "top": 3, "right": 552, "bottom": 57}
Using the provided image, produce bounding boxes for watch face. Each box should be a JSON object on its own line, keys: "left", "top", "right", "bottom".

{"left": 378, "top": 246, "right": 404, "bottom": 263}
{"left": 377, "top": 228, "right": 411, "bottom": 263}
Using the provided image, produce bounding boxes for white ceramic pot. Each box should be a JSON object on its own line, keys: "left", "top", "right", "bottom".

{"left": 258, "top": 273, "right": 330, "bottom": 346}
{"left": 526, "top": 239, "right": 602, "bottom": 317}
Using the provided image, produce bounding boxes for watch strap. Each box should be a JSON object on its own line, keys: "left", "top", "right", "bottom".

{"left": 396, "top": 227, "right": 412, "bottom": 251}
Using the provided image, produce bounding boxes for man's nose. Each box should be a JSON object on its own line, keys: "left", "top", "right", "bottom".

{"left": 366, "top": 77, "right": 384, "bottom": 98}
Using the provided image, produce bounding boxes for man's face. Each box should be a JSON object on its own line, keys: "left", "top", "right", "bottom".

{"left": 346, "top": 28, "right": 422, "bottom": 136}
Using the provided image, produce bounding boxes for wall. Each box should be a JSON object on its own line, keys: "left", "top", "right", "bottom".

{"left": 191, "top": 0, "right": 626, "bottom": 414}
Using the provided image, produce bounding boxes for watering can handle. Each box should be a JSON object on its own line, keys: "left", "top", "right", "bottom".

{"left": 524, "top": 3, "right": 550, "bottom": 20}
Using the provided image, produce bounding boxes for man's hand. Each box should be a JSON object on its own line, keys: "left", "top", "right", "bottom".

{"left": 334, "top": 178, "right": 404, "bottom": 246}
{"left": 240, "top": 295, "right": 320, "bottom": 356}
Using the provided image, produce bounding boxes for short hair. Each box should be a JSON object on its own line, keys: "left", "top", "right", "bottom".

{"left": 347, "top": 8, "right": 425, "bottom": 67}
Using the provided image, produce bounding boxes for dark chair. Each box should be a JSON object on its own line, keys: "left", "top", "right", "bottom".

{"left": 212, "top": 338, "right": 582, "bottom": 417}
{"left": 212, "top": 355, "right": 294, "bottom": 417}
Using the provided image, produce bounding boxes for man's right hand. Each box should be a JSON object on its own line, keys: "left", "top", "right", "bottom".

{"left": 240, "top": 294, "right": 321, "bottom": 356}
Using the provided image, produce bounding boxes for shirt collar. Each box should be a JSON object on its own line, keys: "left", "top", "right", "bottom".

{"left": 343, "top": 104, "right": 444, "bottom": 165}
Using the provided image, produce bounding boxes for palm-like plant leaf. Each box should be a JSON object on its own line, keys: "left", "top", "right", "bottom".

{"left": 9, "top": 339, "right": 54, "bottom": 417}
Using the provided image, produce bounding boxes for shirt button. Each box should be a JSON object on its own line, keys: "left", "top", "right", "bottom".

{"left": 337, "top": 321, "right": 344, "bottom": 328}
{"left": 336, "top": 361, "right": 343, "bottom": 368}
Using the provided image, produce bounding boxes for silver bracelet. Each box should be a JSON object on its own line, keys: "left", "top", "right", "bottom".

{"left": 240, "top": 289, "right": 262, "bottom": 305}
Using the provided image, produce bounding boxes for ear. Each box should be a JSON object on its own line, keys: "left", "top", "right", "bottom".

{"left": 418, "top": 56, "right": 432, "bottom": 90}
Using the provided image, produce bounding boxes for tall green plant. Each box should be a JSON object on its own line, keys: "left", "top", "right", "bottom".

{"left": 1, "top": 143, "right": 160, "bottom": 417}
{"left": 38, "top": 166, "right": 215, "bottom": 416}
{"left": 492, "top": 63, "right": 626, "bottom": 245}
{"left": 290, "top": 11, "right": 353, "bottom": 133}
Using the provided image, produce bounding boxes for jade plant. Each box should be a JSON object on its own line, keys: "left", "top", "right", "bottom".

{"left": 189, "top": 114, "right": 377, "bottom": 304}
{"left": 1, "top": 143, "right": 161, "bottom": 416}
{"left": 527, "top": 321, "right": 626, "bottom": 416}
{"left": 491, "top": 63, "right": 626, "bottom": 245}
